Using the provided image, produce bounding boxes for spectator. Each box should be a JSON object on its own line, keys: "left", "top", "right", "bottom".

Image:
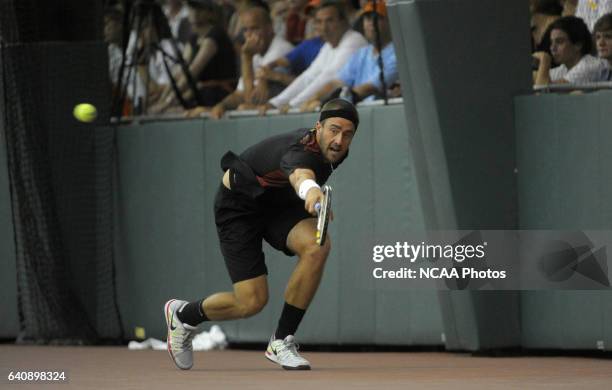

{"left": 560, "top": 0, "right": 578, "bottom": 16}
{"left": 163, "top": 0, "right": 192, "bottom": 43}
{"left": 105, "top": 5, "right": 124, "bottom": 90}
{"left": 576, "top": 0, "right": 612, "bottom": 31}
{"left": 300, "top": 0, "right": 397, "bottom": 111}
{"left": 151, "top": 0, "right": 237, "bottom": 113}
{"left": 533, "top": 16, "right": 610, "bottom": 85}
{"left": 227, "top": 0, "right": 270, "bottom": 42}
{"left": 261, "top": 0, "right": 367, "bottom": 113}
{"left": 531, "top": 0, "right": 563, "bottom": 52}
{"left": 303, "top": 0, "right": 322, "bottom": 39}
{"left": 214, "top": 0, "right": 236, "bottom": 30}
{"left": 285, "top": 0, "right": 310, "bottom": 44}
{"left": 186, "top": 5, "right": 293, "bottom": 118}
{"left": 254, "top": 18, "right": 324, "bottom": 89}
{"left": 270, "top": 0, "right": 290, "bottom": 38}
{"left": 594, "top": 13, "right": 612, "bottom": 71}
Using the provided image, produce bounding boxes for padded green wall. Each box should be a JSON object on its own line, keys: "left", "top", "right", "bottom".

{"left": 516, "top": 91, "right": 612, "bottom": 351}
{"left": 387, "top": 0, "right": 531, "bottom": 350}
{"left": 114, "top": 104, "right": 445, "bottom": 345}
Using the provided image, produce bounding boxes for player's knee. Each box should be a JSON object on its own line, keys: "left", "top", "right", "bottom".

{"left": 301, "top": 237, "right": 331, "bottom": 266}
{"left": 239, "top": 294, "right": 268, "bottom": 318}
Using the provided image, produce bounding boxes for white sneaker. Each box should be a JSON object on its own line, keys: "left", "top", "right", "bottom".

{"left": 265, "top": 335, "right": 311, "bottom": 370}
{"left": 164, "top": 299, "right": 197, "bottom": 370}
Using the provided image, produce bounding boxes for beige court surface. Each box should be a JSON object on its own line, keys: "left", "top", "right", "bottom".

{"left": 1, "top": 345, "right": 612, "bottom": 389}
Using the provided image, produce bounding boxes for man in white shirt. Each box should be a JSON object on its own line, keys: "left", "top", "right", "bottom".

{"left": 259, "top": 0, "right": 367, "bottom": 113}
{"left": 533, "top": 16, "right": 610, "bottom": 85}
{"left": 198, "top": 6, "right": 293, "bottom": 119}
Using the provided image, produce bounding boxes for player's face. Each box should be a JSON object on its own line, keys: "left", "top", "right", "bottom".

{"left": 596, "top": 30, "right": 612, "bottom": 62}
{"left": 316, "top": 118, "right": 356, "bottom": 163}
{"left": 550, "top": 29, "right": 582, "bottom": 65}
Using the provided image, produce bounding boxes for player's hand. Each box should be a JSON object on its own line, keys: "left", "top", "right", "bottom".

{"left": 305, "top": 187, "right": 324, "bottom": 216}
{"left": 210, "top": 104, "right": 225, "bottom": 119}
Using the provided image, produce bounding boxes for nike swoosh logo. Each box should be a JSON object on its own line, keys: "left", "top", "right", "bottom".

{"left": 169, "top": 310, "right": 177, "bottom": 331}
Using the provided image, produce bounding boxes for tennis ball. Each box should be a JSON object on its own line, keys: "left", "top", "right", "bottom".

{"left": 73, "top": 103, "right": 97, "bottom": 122}
{"left": 134, "top": 326, "right": 146, "bottom": 340}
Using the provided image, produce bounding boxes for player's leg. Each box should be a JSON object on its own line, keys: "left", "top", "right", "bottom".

{"left": 201, "top": 275, "right": 269, "bottom": 320}
{"left": 165, "top": 276, "right": 268, "bottom": 370}
{"left": 165, "top": 184, "right": 268, "bottom": 369}
{"left": 284, "top": 218, "right": 331, "bottom": 310}
{"left": 264, "top": 216, "right": 331, "bottom": 370}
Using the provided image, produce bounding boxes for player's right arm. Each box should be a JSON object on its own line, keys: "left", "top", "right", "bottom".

{"left": 289, "top": 168, "right": 325, "bottom": 216}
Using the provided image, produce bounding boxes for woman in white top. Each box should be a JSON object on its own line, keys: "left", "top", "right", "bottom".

{"left": 532, "top": 16, "right": 610, "bottom": 85}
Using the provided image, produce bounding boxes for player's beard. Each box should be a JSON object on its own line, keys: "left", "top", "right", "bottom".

{"left": 325, "top": 143, "right": 345, "bottom": 163}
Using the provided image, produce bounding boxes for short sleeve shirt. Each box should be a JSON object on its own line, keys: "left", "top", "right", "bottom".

{"left": 223, "top": 128, "right": 347, "bottom": 203}
{"left": 337, "top": 43, "right": 398, "bottom": 102}
{"left": 549, "top": 54, "right": 611, "bottom": 83}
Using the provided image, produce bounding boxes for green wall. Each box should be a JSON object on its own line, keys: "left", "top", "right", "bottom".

{"left": 387, "top": 0, "right": 532, "bottom": 350}
{"left": 516, "top": 91, "right": 612, "bottom": 351}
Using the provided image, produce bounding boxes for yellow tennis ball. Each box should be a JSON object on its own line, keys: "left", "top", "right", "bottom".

{"left": 73, "top": 103, "right": 97, "bottom": 122}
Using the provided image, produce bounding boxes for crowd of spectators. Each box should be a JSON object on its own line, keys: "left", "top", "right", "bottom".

{"left": 531, "top": 0, "right": 612, "bottom": 86}
{"left": 105, "top": 0, "right": 399, "bottom": 118}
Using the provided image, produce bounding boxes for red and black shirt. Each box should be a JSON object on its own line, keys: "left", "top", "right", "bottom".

{"left": 220, "top": 128, "right": 347, "bottom": 203}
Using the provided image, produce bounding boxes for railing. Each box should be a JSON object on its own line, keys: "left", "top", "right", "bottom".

{"left": 533, "top": 82, "right": 612, "bottom": 93}
{"left": 111, "top": 98, "right": 404, "bottom": 124}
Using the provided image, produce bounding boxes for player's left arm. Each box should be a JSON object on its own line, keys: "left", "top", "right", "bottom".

{"left": 289, "top": 168, "right": 325, "bottom": 216}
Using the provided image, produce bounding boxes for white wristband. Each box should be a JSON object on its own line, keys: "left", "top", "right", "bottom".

{"left": 298, "top": 179, "right": 320, "bottom": 200}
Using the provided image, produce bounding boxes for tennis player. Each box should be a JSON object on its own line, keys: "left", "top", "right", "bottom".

{"left": 164, "top": 98, "right": 358, "bottom": 370}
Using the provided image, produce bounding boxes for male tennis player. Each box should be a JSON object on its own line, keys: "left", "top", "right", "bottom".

{"left": 164, "top": 98, "right": 358, "bottom": 370}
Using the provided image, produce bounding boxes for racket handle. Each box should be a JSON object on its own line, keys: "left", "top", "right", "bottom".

{"left": 314, "top": 202, "right": 321, "bottom": 215}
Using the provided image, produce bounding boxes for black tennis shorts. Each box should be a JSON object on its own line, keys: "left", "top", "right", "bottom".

{"left": 214, "top": 184, "right": 312, "bottom": 284}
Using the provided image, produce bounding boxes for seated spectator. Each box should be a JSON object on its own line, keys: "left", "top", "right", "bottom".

{"left": 260, "top": 0, "right": 367, "bottom": 113}
{"left": 254, "top": 20, "right": 324, "bottom": 89}
{"left": 105, "top": 4, "right": 146, "bottom": 116}
{"left": 271, "top": 0, "right": 291, "bottom": 38}
{"left": 285, "top": 0, "right": 310, "bottom": 44}
{"left": 164, "top": 0, "right": 192, "bottom": 43}
{"left": 227, "top": 0, "right": 270, "bottom": 42}
{"left": 105, "top": 5, "right": 124, "bottom": 91}
{"left": 151, "top": 0, "right": 238, "bottom": 113}
{"left": 300, "top": 0, "right": 397, "bottom": 111}
{"left": 594, "top": 13, "right": 612, "bottom": 74}
{"left": 576, "top": 0, "right": 612, "bottom": 31}
{"left": 532, "top": 16, "right": 610, "bottom": 85}
{"left": 185, "top": 5, "right": 293, "bottom": 118}
{"left": 560, "top": 0, "right": 577, "bottom": 16}
{"left": 530, "top": 0, "right": 563, "bottom": 52}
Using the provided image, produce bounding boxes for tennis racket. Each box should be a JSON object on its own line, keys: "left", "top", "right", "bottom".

{"left": 314, "top": 185, "right": 332, "bottom": 246}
